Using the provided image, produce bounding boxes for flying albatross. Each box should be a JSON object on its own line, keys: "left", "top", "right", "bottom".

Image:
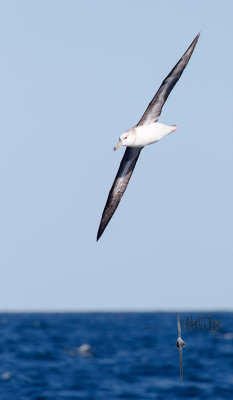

{"left": 97, "top": 33, "right": 200, "bottom": 241}
{"left": 176, "top": 313, "right": 186, "bottom": 383}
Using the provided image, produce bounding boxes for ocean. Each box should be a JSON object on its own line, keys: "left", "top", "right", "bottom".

{"left": 0, "top": 312, "right": 232, "bottom": 399}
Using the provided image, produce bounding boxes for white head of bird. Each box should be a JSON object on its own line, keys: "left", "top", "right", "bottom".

{"left": 114, "top": 130, "right": 136, "bottom": 150}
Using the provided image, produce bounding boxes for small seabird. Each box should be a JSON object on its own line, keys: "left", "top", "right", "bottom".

{"left": 65, "top": 343, "right": 94, "bottom": 357}
{"left": 77, "top": 343, "right": 93, "bottom": 357}
{"left": 97, "top": 33, "right": 200, "bottom": 241}
{"left": 176, "top": 313, "right": 186, "bottom": 384}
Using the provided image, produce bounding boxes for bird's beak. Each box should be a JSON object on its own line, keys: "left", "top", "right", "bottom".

{"left": 114, "top": 140, "right": 123, "bottom": 151}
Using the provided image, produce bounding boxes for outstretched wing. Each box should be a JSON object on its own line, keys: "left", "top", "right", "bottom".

{"left": 179, "top": 349, "right": 184, "bottom": 384}
{"left": 97, "top": 33, "right": 200, "bottom": 240}
{"left": 177, "top": 313, "right": 181, "bottom": 338}
{"left": 137, "top": 33, "right": 200, "bottom": 126}
{"left": 97, "top": 147, "right": 142, "bottom": 241}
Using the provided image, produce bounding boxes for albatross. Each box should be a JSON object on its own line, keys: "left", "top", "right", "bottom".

{"left": 176, "top": 313, "right": 186, "bottom": 383}
{"left": 97, "top": 33, "right": 200, "bottom": 241}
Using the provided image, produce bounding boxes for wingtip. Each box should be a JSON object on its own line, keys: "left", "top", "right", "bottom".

{"left": 96, "top": 224, "right": 104, "bottom": 241}
{"left": 193, "top": 32, "right": 200, "bottom": 44}
{"left": 194, "top": 32, "right": 201, "bottom": 43}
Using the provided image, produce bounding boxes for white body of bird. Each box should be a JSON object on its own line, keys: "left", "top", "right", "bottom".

{"left": 176, "top": 337, "right": 186, "bottom": 349}
{"left": 114, "top": 122, "right": 177, "bottom": 150}
{"left": 133, "top": 122, "right": 177, "bottom": 146}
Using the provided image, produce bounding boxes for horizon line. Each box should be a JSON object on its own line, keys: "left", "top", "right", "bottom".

{"left": 0, "top": 308, "right": 232, "bottom": 314}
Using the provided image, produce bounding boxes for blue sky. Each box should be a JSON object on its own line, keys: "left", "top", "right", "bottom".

{"left": 0, "top": 1, "right": 232, "bottom": 310}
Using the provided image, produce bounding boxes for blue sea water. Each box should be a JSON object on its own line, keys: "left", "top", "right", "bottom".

{"left": 0, "top": 312, "right": 233, "bottom": 400}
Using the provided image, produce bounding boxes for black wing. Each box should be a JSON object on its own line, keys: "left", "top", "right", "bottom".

{"left": 179, "top": 349, "right": 184, "bottom": 384}
{"left": 97, "top": 33, "right": 200, "bottom": 240}
{"left": 97, "top": 147, "right": 142, "bottom": 241}
{"left": 137, "top": 33, "right": 200, "bottom": 126}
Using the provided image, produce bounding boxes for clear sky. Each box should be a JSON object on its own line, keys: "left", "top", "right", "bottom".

{"left": 0, "top": 1, "right": 232, "bottom": 311}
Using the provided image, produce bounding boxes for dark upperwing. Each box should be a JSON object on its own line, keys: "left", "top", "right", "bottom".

{"left": 179, "top": 348, "right": 184, "bottom": 384}
{"left": 97, "top": 146, "right": 142, "bottom": 241}
{"left": 97, "top": 33, "right": 200, "bottom": 241}
{"left": 137, "top": 33, "right": 200, "bottom": 126}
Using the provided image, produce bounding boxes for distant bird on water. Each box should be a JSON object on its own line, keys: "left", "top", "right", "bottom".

{"left": 97, "top": 33, "right": 200, "bottom": 241}
{"left": 176, "top": 313, "right": 186, "bottom": 384}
